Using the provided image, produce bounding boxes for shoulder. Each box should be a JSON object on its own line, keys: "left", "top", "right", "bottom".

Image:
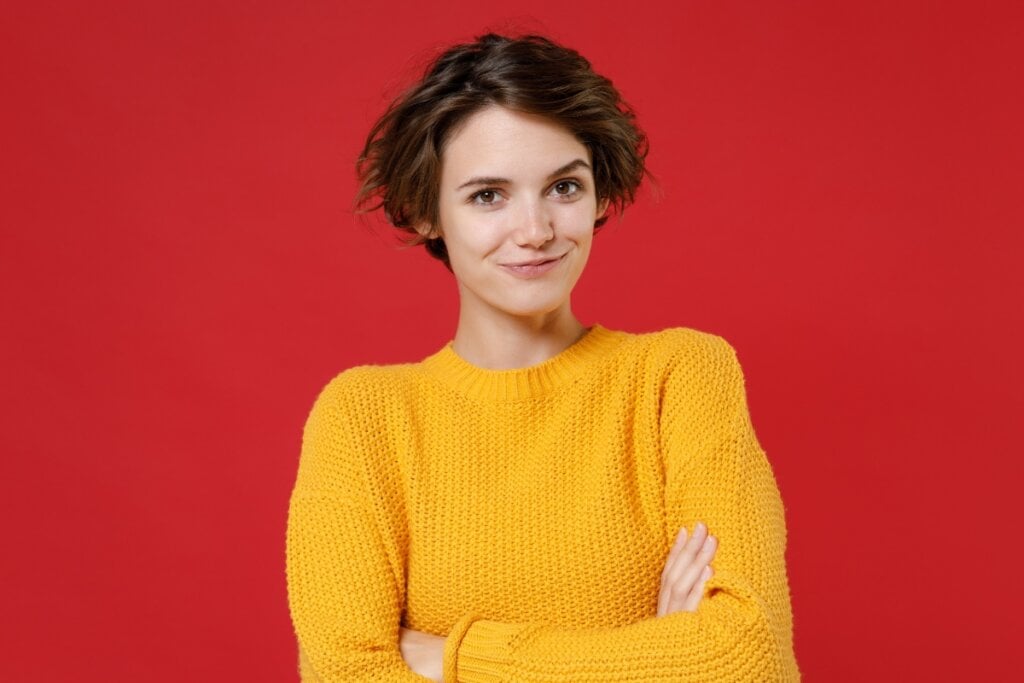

{"left": 624, "top": 326, "right": 752, "bottom": 416}
{"left": 306, "top": 362, "right": 418, "bottom": 426}
{"left": 297, "top": 363, "right": 417, "bottom": 486}
{"left": 317, "top": 362, "right": 411, "bottom": 397}
{"left": 639, "top": 325, "right": 734, "bottom": 354}
{"left": 634, "top": 325, "right": 742, "bottom": 378}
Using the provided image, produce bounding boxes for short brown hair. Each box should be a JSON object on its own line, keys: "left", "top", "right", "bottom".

{"left": 354, "top": 33, "right": 650, "bottom": 271}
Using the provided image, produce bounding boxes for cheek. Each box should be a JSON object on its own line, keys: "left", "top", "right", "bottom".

{"left": 557, "top": 198, "right": 599, "bottom": 227}
{"left": 449, "top": 213, "right": 506, "bottom": 252}
{"left": 561, "top": 210, "right": 598, "bottom": 242}
{"left": 443, "top": 227, "right": 500, "bottom": 272}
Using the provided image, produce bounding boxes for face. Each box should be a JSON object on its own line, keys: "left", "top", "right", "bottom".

{"left": 420, "top": 105, "right": 609, "bottom": 323}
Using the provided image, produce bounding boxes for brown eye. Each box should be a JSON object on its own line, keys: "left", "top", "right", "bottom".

{"left": 471, "top": 189, "right": 500, "bottom": 205}
{"left": 551, "top": 180, "right": 582, "bottom": 197}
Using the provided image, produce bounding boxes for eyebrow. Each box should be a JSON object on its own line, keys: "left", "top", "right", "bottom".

{"left": 455, "top": 158, "right": 592, "bottom": 191}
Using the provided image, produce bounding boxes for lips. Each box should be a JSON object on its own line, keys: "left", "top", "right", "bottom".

{"left": 498, "top": 253, "right": 567, "bottom": 279}
{"left": 503, "top": 254, "right": 563, "bottom": 267}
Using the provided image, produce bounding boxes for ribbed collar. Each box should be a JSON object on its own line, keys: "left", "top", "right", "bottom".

{"left": 418, "top": 323, "right": 628, "bottom": 402}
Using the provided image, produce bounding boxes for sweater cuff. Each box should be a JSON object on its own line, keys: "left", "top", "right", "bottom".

{"left": 443, "top": 615, "right": 527, "bottom": 682}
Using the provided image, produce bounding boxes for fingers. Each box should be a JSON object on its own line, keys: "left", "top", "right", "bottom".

{"left": 663, "top": 522, "right": 710, "bottom": 592}
{"left": 657, "top": 527, "right": 690, "bottom": 616}
{"left": 681, "top": 564, "right": 713, "bottom": 613}
{"left": 658, "top": 522, "right": 717, "bottom": 617}
{"left": 671, "top": 532, "right": 716, "bottom": 613}
{"left": 665, "top": 529, "right": 716, "bottom": 615}
{"left": 657, "top": 526, "right": 690, "bottom": 616}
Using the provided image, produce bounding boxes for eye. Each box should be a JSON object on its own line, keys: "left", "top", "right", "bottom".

{"left": 469, "top": 189, "right": 502, "bottom": 206}
{"left": 550, "top": 179, "right": 583, "bottom": 199}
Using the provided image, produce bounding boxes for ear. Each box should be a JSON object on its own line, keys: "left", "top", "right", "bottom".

{"left": 414, "top": 221, "right": 440, "bottom": 240}
{"left": 596, "top": 197, "right": 611, "bottom": 221}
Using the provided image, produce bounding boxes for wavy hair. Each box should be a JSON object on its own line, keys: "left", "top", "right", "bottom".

{"left": 355, "top": 33, "right": 650, "bottom": 271}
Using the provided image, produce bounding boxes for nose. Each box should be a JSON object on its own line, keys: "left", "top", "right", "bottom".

{"left": 512, "top": 199, "right": 555, "bottom": 248}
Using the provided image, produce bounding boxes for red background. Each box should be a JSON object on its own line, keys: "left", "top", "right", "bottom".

{"left": 2, "top": 1, "right": 1021, "bottom": 680}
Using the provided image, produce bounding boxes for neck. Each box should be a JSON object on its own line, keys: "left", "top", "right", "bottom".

{"left": 451, "top": 304, "right": 587, "bottom": 371}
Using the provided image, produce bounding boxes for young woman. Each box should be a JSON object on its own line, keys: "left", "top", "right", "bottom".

{"left": 286, "top": 33, "right": 799, "bottom": 682}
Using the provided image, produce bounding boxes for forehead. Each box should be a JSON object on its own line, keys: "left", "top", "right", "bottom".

{"left": 440, "top": 106, "right": 591, "bottom": 185}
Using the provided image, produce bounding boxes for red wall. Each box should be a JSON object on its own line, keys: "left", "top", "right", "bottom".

{"left": 2, "top": 1, "right": 1021, "bottom": 680}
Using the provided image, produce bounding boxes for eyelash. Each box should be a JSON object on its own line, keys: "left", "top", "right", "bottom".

{"left": 469, "top": 179, "right": 584, "bottom": 206}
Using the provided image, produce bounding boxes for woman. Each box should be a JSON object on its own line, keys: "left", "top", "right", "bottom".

{"left": 286, "top": 33, "right": 799, "bottom": 682}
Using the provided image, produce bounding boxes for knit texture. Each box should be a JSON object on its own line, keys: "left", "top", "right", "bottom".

{"left": 286, "top": 323, "right": 799, "bottom": 681}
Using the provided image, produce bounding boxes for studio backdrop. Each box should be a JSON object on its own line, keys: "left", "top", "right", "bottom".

{"left": 1, "top": 1, "right": 1020, "bottom": 680}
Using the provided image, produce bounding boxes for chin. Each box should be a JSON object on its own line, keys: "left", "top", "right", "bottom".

{"left": 494, "top": 296, "right": 566, "bottom": 318}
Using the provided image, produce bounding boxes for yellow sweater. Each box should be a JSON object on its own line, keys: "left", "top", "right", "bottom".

{"left": 286, "top": 323, "right": 799, "bottom": 681}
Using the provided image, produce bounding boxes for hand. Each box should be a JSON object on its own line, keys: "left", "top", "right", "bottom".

{"left": 399, "top": 626, "right": 445, "bottom": 682}
{"left": 657, "top": 521, "right": 717, "bottom": 617}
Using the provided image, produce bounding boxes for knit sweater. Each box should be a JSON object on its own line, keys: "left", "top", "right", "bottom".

{"left": 285, "top": 323, "right": 799, "bottom": 682}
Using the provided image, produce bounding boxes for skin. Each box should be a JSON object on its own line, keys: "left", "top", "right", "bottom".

{"left": 400, "top": 105, "right": 717, "bottom": 680}
{"left": 415, "top": 104, "right": 607, "bottom": 369}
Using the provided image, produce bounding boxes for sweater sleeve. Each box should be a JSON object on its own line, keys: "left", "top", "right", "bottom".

{"left": 285, "top": 371, "right": 431, "bottom": 682}
{"left": 441, "top": 335, "right": 800, "bottom": 682}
